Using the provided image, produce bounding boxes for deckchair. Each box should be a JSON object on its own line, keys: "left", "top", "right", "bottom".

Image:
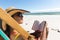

{"left": 0, "top": 8, "right": 34, "bottom": 40}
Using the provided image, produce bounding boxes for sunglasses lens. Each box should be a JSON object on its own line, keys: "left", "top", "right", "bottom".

{"left": 14, "top": 12, "right": 23, "bottom": 17}
{"left": 17, "top": 13, "right": 23, "bottom": 17}
{"left": 19, "top": 14, "right": 23, "bottom": 17}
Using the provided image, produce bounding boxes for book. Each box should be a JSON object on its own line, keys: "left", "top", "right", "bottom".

{"left": 32, "top": 20, "right": 46, "bottom": 32}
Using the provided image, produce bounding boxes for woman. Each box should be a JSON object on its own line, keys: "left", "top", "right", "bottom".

{"left": 2, "top": 7, "right": 29, "bottom": 40}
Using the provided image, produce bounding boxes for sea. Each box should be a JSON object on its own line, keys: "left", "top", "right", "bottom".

{"left": 20, "top": 12, "right": 60, "bottom": 40}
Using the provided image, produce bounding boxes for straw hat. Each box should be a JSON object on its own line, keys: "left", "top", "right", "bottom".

{"left": 6, "top": 7, "right": 30, "bottom": 16}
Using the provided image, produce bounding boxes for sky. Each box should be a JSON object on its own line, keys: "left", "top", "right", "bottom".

{"left": 0, "top": 0, "right": 60, "bottom": 12}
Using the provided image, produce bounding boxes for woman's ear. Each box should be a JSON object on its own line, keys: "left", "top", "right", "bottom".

{"left": 2, "top": 21, "right": 6, "bottom": 31}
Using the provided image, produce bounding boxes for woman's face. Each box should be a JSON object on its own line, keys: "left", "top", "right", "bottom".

{"left": 12, "top": 13, "right": 23, "bottom": 24}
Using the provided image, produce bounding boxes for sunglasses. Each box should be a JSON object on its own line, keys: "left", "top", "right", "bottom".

{"left": 13, "top": 12, "right": 23, "bottom": 17}
{"left": 17, "top": 13, "right": 23, "bottom": 17}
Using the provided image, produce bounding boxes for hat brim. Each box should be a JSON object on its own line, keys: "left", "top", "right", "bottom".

{"left": 7, "top": 9, "right": 30, "bottom": 16}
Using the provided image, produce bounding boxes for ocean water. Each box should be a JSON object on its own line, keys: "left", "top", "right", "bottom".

{"left": 20, "top": 12, "right": 60, "bottom": 40}
{"left": 24, "top": 12, "right": 60, "bottom": 15}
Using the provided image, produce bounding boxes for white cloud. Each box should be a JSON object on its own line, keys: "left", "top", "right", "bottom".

{"left": 31, "top": 8, "right": 60, "bottom": 12}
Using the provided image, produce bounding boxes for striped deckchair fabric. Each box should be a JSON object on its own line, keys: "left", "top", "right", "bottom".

{"left": 0, "top": 19, "right": 10, "bottom": 40}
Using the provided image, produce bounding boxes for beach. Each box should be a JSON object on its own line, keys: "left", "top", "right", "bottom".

{"left": 20, "top": 15, "right": 60, "bottom": 40}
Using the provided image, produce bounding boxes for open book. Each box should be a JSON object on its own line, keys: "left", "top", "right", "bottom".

{"left": 32, "top": 20, "right": 46, "bottom": 32}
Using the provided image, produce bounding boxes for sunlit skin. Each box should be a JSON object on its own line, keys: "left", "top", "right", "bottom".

{"left": 10, "top": 13, "right": 24, "bottom": 40}
{"left": 12, "top": 13, "right": 23, "bottom": 24}
{"left": 11, "top": 13, "right": 23, "bottom": 34}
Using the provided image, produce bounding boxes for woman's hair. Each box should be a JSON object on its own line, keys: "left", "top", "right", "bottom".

{"left": 4, "top": 24, "right": 11, "bottom": 38}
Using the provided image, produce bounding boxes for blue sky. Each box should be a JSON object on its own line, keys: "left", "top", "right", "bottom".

{"left": 0, "top": 0, "right": 60, "bottom": 12}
